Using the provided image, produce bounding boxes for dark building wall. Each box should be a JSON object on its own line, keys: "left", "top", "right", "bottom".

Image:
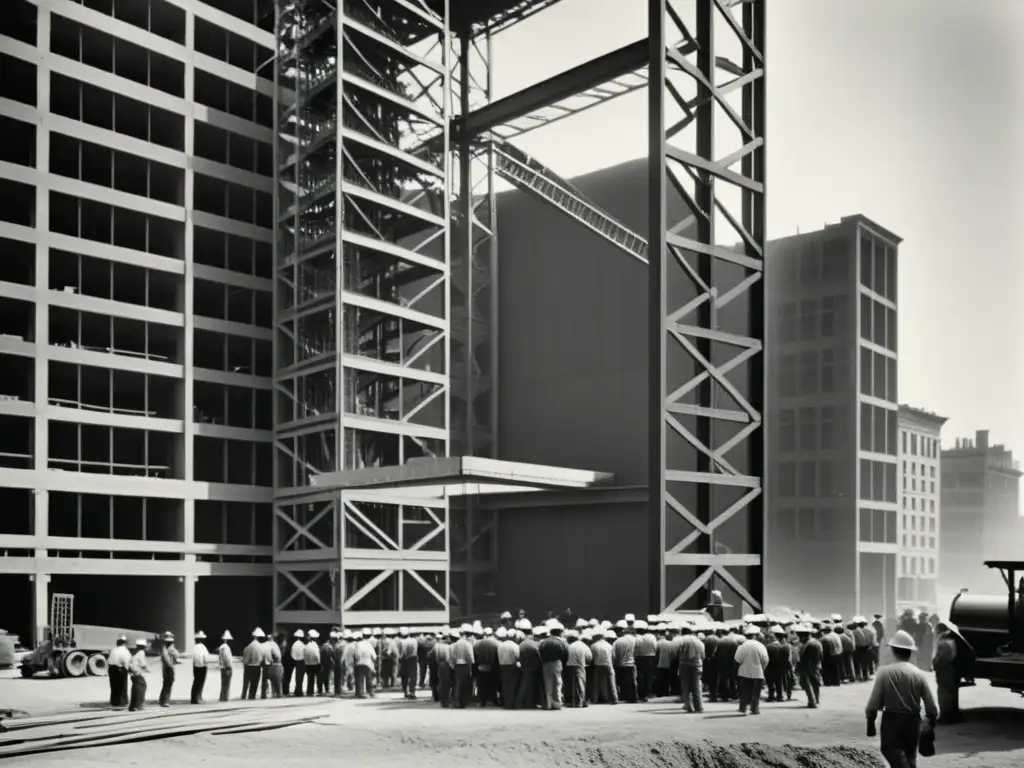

{"left": 496, "top": 501, "right": 648, "bottom": 619}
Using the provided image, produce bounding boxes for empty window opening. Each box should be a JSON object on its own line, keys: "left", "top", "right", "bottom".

{"left": 195, "top": 500, "right": 269, "bottom": 545}
{"left": 7, "top": 0, "right": 38, "bottom": 47}
{"left": 68, "top": 0, "right": 187, "bottom": 46}
{"left": 0, "top": 415, "right": 33, "bottom": 469}
{"left": 195, "top": 16, "right": 272, "bottom": 78}
{"left": 194, "top": 120, "right": 272, "bottom": 177}
{"left": 0, "top": 179, "right": 36, "bottom": 227}
{"left": 0, "top": 296, "right": 35, "bottom": 342}
{"left": 202, "top": 0, "right": 274, "bottom": 33}
{"left": 48, "top": 192, "right": 185, "bottom": 259}
{"left": 48, "top": 361, "right": 180, "bottom": 419}
{"left": 0, "top": 237, "right": 35, "bottom": 287}
{"left": 0, "top": 354, "right": 33, "bottom": 404}
{"left": 0, "top": 53, "right": 36, "bottom": 107}
{"left": 0, "top": 116, "right": 36, "bottom": 168}
{"left": 47, "top": 306, "right": 183, "bottom": 363}
{"left": 193, "top": 69, "right": 273, "bottom": 127}
{"left": 0, "top": 487, "right": 33, "bottom": 536}
{"left": 47, "top": 421, "right": 180, "bottom": 477}
{"left": 49, "top": 249, "right": 183, "bottom": 313}
{"left": 49, "top": 491, "right": 184, "bottom": 543}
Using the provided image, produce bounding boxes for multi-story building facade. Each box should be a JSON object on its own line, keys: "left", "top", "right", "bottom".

{"left": 765, "top": 215, "right": 900, "bottom": 620}
{"left": 941, "top": 430, "right": 1022, "bottom": 597}
{"left": 0, "top": 0, "right": 277, "bottom": 648}
{"left": 896, "top": 405, "right": 946, "bottom": 614}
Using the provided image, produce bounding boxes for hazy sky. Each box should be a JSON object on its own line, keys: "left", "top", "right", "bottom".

{"left": 487, "top": 0, "right": 1024, "bottom": 465}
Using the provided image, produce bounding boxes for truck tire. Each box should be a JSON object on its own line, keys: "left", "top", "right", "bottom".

{"left": 20, "top": 664, "right": 35, "bottom": 678}
{"left": 86, "top": 653, "right": 107, "bottom": 676}
{"left": 62, "top": 650, "right": 88, "bottom": 678}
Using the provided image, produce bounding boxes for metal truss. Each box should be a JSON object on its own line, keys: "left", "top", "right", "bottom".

{"left": 274, "top": 487, "right": 449, "bottom": 627}
{"left": 272, "top": 0, "right": 452, "bottom": 629}
{"left": 648, "top": 0, "right": 766, "bottom": 613}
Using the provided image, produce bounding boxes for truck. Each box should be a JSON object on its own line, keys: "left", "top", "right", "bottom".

{"left": 18, "top": 594, "right": 159, "bottom": 679}
{"left": 948, "top": 560, "right": 1024, "bottom": 693}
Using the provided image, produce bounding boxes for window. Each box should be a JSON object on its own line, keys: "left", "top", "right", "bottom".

{"left": 779, "top": 409, "right": 796, "bottom": 452}
{"left": 885, "top": 245, "right": 897, "bottom": 303}
{"left": 911, "top": 434, "right": 918, "bottom": 455}
{"left": 860, "top": 459, "right": 872, "bottom": 500}
{"left": 885, "top": 306, "right": 897, "bottom": 351}
{"left": 779, "top": 354, "right": 797, "bottom": 397}
{"left": 819, "top": 461, "right": 834, "bottom": 497}
{"left": 860, "top": 402, "right": 872, "bottom": 452}
{"left": 860, "top": 293, "right": 872, "bottom": 341}
{"left": 799, "top": 351, "right": 817, "bottom": 395}
{"left": 799, "top": 407, "right": 817, "bottom": 451}
{"left": 779, "top": 462, "right": 796, "bottom": 497}
{"left": 821, "top": 350, "right": 836, "bottom": 393}
{"left": 800, "top": 461, "right": 816, "bottom": 496}
{"left": 779, "top": 303, "right": 797, "bottom": 342}
{"left": 820, "top": 406, "right": 837, "bottom": 449}
{"left": 902, "top": 431, "right": 907, "bottom": 455}
{"left": 861, "top": 233, "right": 874, "bottom": 291}
{"left": 820, "top": 296, "right": 835, "bottom": 338}
{"left": 799, "top": 247, "right": 820, "bottom": 284}
{"left": 799, "top": 299, "right": 818, "bottom": 340}
{"left": 860, "top": 346, "right": 872, "bottom": 396}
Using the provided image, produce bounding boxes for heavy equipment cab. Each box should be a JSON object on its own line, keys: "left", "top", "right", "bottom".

{"left": 949, "top": 560, "right": 1024, "bottom": 692}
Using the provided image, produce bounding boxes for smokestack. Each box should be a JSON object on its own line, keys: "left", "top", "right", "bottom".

{"left": 977, "top": 430, "right": 990, "bottom": 450}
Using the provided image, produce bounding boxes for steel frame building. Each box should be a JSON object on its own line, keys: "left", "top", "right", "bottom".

{"left": 271, "top": 0, "right": 767, "bottom": 627}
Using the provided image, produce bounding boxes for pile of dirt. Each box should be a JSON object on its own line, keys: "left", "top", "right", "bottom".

{"left": 494, "top": 740, "right": 884, "bottom": 768}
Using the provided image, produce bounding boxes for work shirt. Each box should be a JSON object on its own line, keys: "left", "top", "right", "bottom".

{"left": 129, "top": 649, "right": 148, "bottom": 676}
{"left": 635, "top": 632, "right": 657, "bottom": 658}
{"left": 242, "top": 640, "right": 263, "bottom": 666}
{"left": 799, "top": 638, "right": 823, "bottom": 672}
{"left": 872, "top": 620, "right": 885, "bottom": 647}
{"left": 353, "top": 640, "right": 376, "bottom": 669}
{"left": 612, "top": 634, "right": 637, "bottom": 667}
{"left": 303, "top": 641, "right": 321, "bottom": 665}
{"left": 853, "top": 627, "right": 870, "bottom": 648}
{"left": 822, "top": 632, "right": 843, "bottom": 656}
{"left": 193, "top": 642, "right": 210, "bottom": 667}
{"left": 268, "top": 640, "right": 283, "bottom": 664}
{"left": 767, "top": 640, "right": 791, "bottom": 672}
{"left": 518, "top": 638, "right": 542, "bottom": 670}
{"left": 678, "top": 635, "right": 706, "bottom": 668}
{"left": 656, "top": 637, "right": 676, "bottom": 668}
{"left": 320, "top": 641, "right": 334, "bottom": 667}
{"left": 932, "top": 636, "right": 957, "bottom": 669}
{"left": 432, "top": 641, "right": 451, "bottom": 666}
{"left": 383, "top": 638, "right": 399, "bottom": 659}
{"left": 450, "top": 637, "right": 475, "bottom": 666}
{"left": 108, "top": 645, "right": 132, "bottom": 669}
{"left": 400, "top": 637, "right": 419, "bottom": 660}
{"left": 538, "top": 636, "right": 570, "bottom": 664}
{"left": 735, "top": 638, "right": 769, "bottom": 680}
{"left": 218, "top": 643, "right": 233, "bottom": 669}
{"left": 161, "top": 645, "right": 178, "bottom": 671}
{"left": 702, "top": 633, "right": 720, "bottom": 661}
{"left": 567, "top": 639, "right": 593, "bottom": 668}
{"left": 590, "top": 639, "right": 614, "bottom": 668}
{"left": 474, "top": 636, "right": 499, "bottom": 670}
{"left": 341, "top": 643, "right": 356, "bottom": 669}
{"left": 290, "top": 639, "right": 306, "bottom": 662}
{"left": 497, "top": 639, "right": 520, "bottom": 666}
{"left": 865, "top": 661, "right": 939, "bottom": 719}
{"left": 840, "top": 632, "right": 855, "bottom": 653}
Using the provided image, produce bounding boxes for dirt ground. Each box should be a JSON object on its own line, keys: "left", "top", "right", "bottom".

{"left": 3, "top": 664, "right": 1024, "bottom": 767}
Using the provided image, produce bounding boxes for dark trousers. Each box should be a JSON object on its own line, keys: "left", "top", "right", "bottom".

{"left": 853, "top": 647, "right": 868, "bottom": 680}
{"left": 935, "top": 666, "right": 960, "bottom": 724}
{"left": 452, "top": 664, "right": 473, "bottom": 708}
{"left": 270, "top": 663, "right": 284, "bottom": 697}
{"left": 474, "top": 665, "right": 497, "bottom": 705}
{"left": 354, "top": 665, "right": 373, "bottom": 698}
{"left": 514, "top": 668, "right": 542, "bottom": 709}
{"left": 292, "top": 660, "right": 306, "bottom": 696}
{"left": 159, "top": 669, "right": 174, "bottom": 706}
{"left": 436, "top": 663, "right": 452, "bottom": 706}
{"left": 737, "top": 677, "right": 763, "bottom": 713}
{"left": 590, "top": 665, "right": 617, "bottom": 704}
{"left": 843, "top": 649, "right": 855, "bottom": 682}
{"left": 109, "top": 667, "right": 128, "bottom": 707}
{"left": 636, "top": 656, "right": 655, "bottom": 701}
{"left": 499, "top": 665, "right": 520, "bottom": 708}
{"left": 565, "top": 665, "right": 586, "bottom": 707}
{"left": 241, "top": 666, "right": 261, "bottom": 700}
{"left": 766, "top": 671, "right": 786, "bottom": 702}
{"left": 822, "top": 654, "right": 841, "bottom": 686}
{"left": 679, "top": 664, "right": 703, "bottom": 712}
{"left": 282, "top": 657, "right": 294, "bottom": 693}
{"left": 427, "top": 661, "right": 438, "bottom": 698}
{"left": 716, "top": 663, "right": 736, "bottom": 700}
{"left": 190, "top": 665, "right": 207, "bottom": 703}
{"left": 219, "top": 668, "right": 232, "bottom": 701}
{"left": 655, "top": 667, "right": 673, "bottom": 698}
{"left": 703, "top": 664, "right": 719, "bottom": 701}
{"left": 381, "top": 657, "right": 396, "bottom": 688}
{"left": 614, "top": 665, "right": 638, "bottom": 703}
{"left": 333, "top": 661, "right": 345, "bottom": 696}
{"left": 319, "top": 662, "right": 333, "bottom": 694}
{"left": 418, "top": 652, "right": 429, "bottom": 688}
{"left": 799, "top": 669, "right": 820, "bottom": 707}
{"left": 129, "top": 674, "right": 147, "bottom": 711}
{"left": 879, "top": 711, "right": 921, "bottom": 768}
{"left": 401, "top": 658, "right": 419, "bottom": 697}
{"left": 306, "top": 663, "right": 321, "bottom": 695}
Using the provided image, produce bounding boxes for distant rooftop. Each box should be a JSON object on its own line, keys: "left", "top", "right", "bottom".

{"left": 898, "top": 404, "right": 948, "bottom": 426}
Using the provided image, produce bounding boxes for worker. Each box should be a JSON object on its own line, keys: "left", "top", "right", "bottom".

{"left": 677, "top": 624, "right": 705, "bottom": 713}
{"left": 450, "top": 625, "right": 475, "bottom": 709}
{"left": 496, "top": 627, "right": 520, "bottom": 708}
{"left": 217, "top": 631, "right": 233, "bottom": 702}
{"left": 319, "top": 629, "right": 335, "bottom": 696}
{"left": 871, "top": 613, "right": 886, "bottom": 674}
{"left": 478, "top": 626, "right": 502, "bottom": 706}
{"left": 634, "top": 620, "right": 657, "bottom": 703}
{"left": 266, "top": 631, "right": 284, "bottom": 698}
{"left": 432, "top": 628, "right": 453, "bottom": 706}
{"left": 865, "top": 630, "right": 938, "bottom": 768}
{"left": 796, "top": 624, "right": 822, "bottom": 708}
{"left": 536, "top": 622, "right": 567, "bottom": 710}
{"left": 304, "top": 629, "right": 322, "bottom": 696}
{"left": 820, "top": 624, "right": 843, "bottom": 687}
{"left": 932, "top": 621, "right": 960, "bottom": 724}
{"left": 381, "top": 628, "right": 398, "bottom": 689}
{"left": 765, "top": 625, "right": 790, "bottom": 703}
{"left": 612, "top": 620, "right": 638, "bottom": 703}
{"left": 352, "top": 630, "right": 377, "bottom": 699}
{"left": 735, "top": 626, "right": 769, "bottom": 715}
{"left": 564, "top": 628, "right": 591, "bottom": 708}
{"left": 714, "top": 623, "right": 738, "bottom": 702}
{"left": 398, "top": 627, "right": 419, "bottom": 700}
{"left": 107, "top": 635, "right": 131, "bottom": 708}
{"left": 128, "top": 639, "right": 149, "bottom": 712}
{"left": 191, "top": 630, "right": 210, "bottom": 704}
{"left": 853, "top": 617, "right": 872, "bottom": 681}
{"left": 655, "top": 624, "right": 677, "bottom": 698}
{"left": 289, "top": 629, "right": 306, "bottom": 696}
{"left": 916, "top": 612, "right": 934, "bottom": 671}
{"left": 589, "top": 629, "right": 618, "bottom": 705}
{"left": 329, "top": 630, "right": 346, "bottom": 697}
{"left": 514, "top": 621, "right": 542, "bottom": 709}
{"left": 417, "top": 628, "right": 435, "bottom": 692}
{"left": 241, "top": 628, "right": 264, "bottom": 700}
{"left": 158, "top": 631, "right": 178, "bottom": 707}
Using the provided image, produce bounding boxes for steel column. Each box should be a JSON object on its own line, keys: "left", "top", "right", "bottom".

{"left": 648, "top": 0, "right": 767, "bottom": 613}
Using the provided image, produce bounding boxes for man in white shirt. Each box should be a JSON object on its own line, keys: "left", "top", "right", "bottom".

{"left": 289, "top": 629, "right": 307, "bottom": 696}
{"left": 128, "top": 639, "right": 149, "bottom": 711}
{"left": 217, "top": 631, "right": 234, "bottom": 702}
{"left": 303, "top": 629, "right": 322, "bottom": 696}
{"left": 734, "top": 625, "right": 770, "bottom": 715}
{"left": 107, "top": 635, "right": 132, "bottom": 708}
{"left": 190, "top": 631, "right": 210, "bottom": 704}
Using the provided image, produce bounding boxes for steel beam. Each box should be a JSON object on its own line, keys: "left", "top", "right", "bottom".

{"left": 648, "top": 0, "right": 766, "bottom": 614}
{"left": 453, "top": 39, "right": 649, "bottom": 140}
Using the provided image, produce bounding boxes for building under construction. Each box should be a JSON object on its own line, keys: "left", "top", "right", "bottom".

{"left": 0, "top": 0, "right": 766, "bottom": 647}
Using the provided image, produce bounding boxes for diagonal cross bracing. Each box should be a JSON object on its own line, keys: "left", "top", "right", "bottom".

{"left": 648, "top": 0, "right": 766, "bottom": 613}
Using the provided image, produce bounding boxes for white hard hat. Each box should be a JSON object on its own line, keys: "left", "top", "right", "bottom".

{"left": 399, "top": 626, "right": 409, "bottom": 636}
{"left": 222, "top": 631, "right": 233, "bottom": 641}
{"left": 449, "top": 627, "right": 461, "bottom": 638}
{"left": 496, "top": 627, "right": 508, "bottom": 639}
{"left": 888, "top": 630, "right": 917, "bottom": 652}
{"left": 500, "top": 611, "right": 512, "bottom": 620}
{"left": 604, "top": 630, "right": 617, "bottom": 640}
{"left": 646, "top": 614, "right": 658, "bottom": 623}
{"left": 372, "top": 627, "right": 381, "bottom": 636}
{"left": 565, "top": 629, "right": 578, "bottom": 640}
{"left": 195, "top": 630, "right": 207, "bottom": 640}
{"left": 634, "top": 620, "right": 648, "bottom": 630}
{"left": 294, "top": 629, "right": 305, "bottom": 638}
{"left": 770, "top": 625, "right": 785, "bottom": 635}
{"left": 581, "top": 629, "right": 593, "bottom": 641}
{"left": 600, "top": 620, "right": 612, "bottom": 629}
{"left": 624, "top": 613, "right": 636, "bottom": 623}
{"left": 534, "top": 625, "right": 549, "bottom": 636}
{"left": 308, "top": 629, "right": 319, "bottom": 639}
{"left": 163, "top": 631, "right": 175, "bottom": 641}
{"left": 343, "top": 629, "right": 353, "bottom": 639}
{"left": 352, "top": 631, "right": 363, "bottom": 640}
{"left": 361, "top": 628, "right": 372, "bottom": 635}
{"left": 519, "top": 619, "right": 533, "bottom": 631}
{"left": 744, "top": 626, "right": 760, "bottom": 636}
{"left": 615, "top": 619, "right": 628, "bottom": 629}
{"left": 135, "top": 638, "right": 148, "bottom": 647}
{"left": 117, "top": 634, "right": 127, "bottom": 642}
{"left": 589, "top": 618, "right": 599, "bottom": 627}
{"left": 484, "top": 627, "right": 493, "bottom": 636}
{"left": 830, "top": 613, "right": 842, "bottom": 622}
{"left": 576, "top": 618, "right": 588, "bottom": 629}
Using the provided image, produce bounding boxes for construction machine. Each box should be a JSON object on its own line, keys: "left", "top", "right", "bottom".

{"left": 948, "top": 560, "right": 1024, "bottom": 693}
{"left": 18, "top": 594, "right": 158, "bottom": 679}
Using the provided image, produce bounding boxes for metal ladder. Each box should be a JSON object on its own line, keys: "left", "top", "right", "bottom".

{"left": 51, "top": 593, "right": 74, "bottom": 647}
{"left": 492, "top": 142, "right": 648, "bottom": 264}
